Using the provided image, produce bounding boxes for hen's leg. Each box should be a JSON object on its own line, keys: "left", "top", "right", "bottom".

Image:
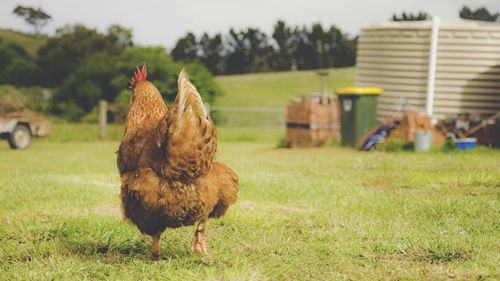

{"left": 190, "top": 219, "right": 208, "bottom": 256}
{"left": 151, "top": 233, "right": 162, "bottom": 261}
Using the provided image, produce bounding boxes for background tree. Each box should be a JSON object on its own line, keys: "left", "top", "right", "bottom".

{"left": 50, "top": 52, "right": 116, "bottom": 120}
{"left": 37, "top": 24, "right": 131, "bottom": 87}
{"left": 459, "top": 6, "right": 499, "bottom": 22}
{"left": 112, "top": 46, "right": 222, "bottom": 105}
{"left": 392, "top": 11, "right": 430, "bottom": 21}
{"left": 323, "top": 25, "right": 342, "bottom": 67}
{"left": 51, "top": 44, "right": 222, "bottom": 121}
{"left": 12, "top": 5, "right": 51, "bottom": 35}
{"left": 243, "top": 28, "right": 273, "bottom": 73}
{"left": 224, "top": 27, "right": 274, "bottom": 73}
{"left": 171, "top": 20, "right": 358, "bottom": 75}
{"left": 224, "top": 28, "right": 249, "bottom": 74}
{"left": 292, "top": 26, "right": 315, "bottom": 70}
{"left": 272, "top": 20, "right": 296, "bottom": 71}
{"left": 106, "top": 25, "right": 134, "bottom": 54}
{"left": 199, "top": 33, "right": 224, "bottom": 75}
{"left": 0, "top": 42, "right": 42, "bottom": 86}
{"left": 309, "top": 23, "right": 328, "bottom": 69}
{"left": 171, "top": 32, "right": 199, "bottom": 63}
{"left": 112, "top": 46, "right": 182, "bottom": 104}
{"left": 335, "top": 35, "right": 357, "bottom": 67}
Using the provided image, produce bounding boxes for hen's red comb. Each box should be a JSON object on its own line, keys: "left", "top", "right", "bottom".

{"left": 128, "top": 63, "right": 147, "bottom": 89}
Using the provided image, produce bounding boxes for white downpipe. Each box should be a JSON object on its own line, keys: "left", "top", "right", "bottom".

{"left": 426, "top": 16, "right": 440, "bottom": 118}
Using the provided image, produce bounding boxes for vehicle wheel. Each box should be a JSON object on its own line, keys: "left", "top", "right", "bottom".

{"left": 8, "top": 125, "right": 32, "bottom": 149}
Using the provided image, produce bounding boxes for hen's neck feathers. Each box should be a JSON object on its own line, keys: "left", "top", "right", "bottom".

{"left": 125, "top": 81, "right": 167, "bottom": 134}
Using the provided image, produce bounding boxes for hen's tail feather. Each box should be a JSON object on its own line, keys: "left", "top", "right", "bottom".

{"left": 175, "top": 69, "right": 208, "bottom": 121}
{"left": 155, "top": 69, "right": 217, "bottom": 183}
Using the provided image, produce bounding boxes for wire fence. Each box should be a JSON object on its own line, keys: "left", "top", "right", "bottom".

{"left": 210, "top": 106, "right": 286, "bottom": 127}
{"left": 100, "top": 101, "right": 287, "bottom": 140}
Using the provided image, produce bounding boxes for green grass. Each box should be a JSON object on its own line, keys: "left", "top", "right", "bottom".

{"left": 0, "top": 136, "right": 499, "bottom": 280}
{"left": 42, "top": 122, "right": 125, "bottom": 142}
{"left": 0, "top": 28, "right": 47, "bottom": 56}
{"left": 214, "top": 67, "right": 355, "bottom": 108}
{"left": 36, "top": 122, "right": 285, "bottom": 144}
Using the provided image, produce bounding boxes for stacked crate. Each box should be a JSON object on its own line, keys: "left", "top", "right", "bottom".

{"left": 285, "top": 95, "right": 339, "bottom": 147}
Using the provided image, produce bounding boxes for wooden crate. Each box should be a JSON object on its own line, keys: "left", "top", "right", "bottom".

{"left": 285, "top": 127, "right": 337, "bottom": 147}
{"left": 285, "top": 95, "right": 339, "bottom": 147}
{"left": 286, "top": 96, "right": 338, "bottom": 126}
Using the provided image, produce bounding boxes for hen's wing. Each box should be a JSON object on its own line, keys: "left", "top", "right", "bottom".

{"left": 117, "top": 120, "right": 163, "bottom": 176}
{"left": 206, "top": 162, "right": 239, "bottom": 219}
{"left": 155, "top": 70, "right": 217, "bottom": 183}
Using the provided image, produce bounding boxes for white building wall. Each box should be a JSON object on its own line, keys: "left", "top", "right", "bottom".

{"left": 355, "top": 19, "right": 500, "bottom": 121}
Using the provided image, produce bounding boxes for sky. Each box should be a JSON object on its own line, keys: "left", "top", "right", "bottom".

{"left": 1, "top": 0, "right": 499, "bottom": 50}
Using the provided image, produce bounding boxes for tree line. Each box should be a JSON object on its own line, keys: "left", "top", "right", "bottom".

{"left": 171, "top": 20, "right": 357, "bottom": 75}
{"left": 391, "top": 5, "right": 499, "bottom": 22}
{"left": 170, "top": 5, "right": 499, "bottom": 76}
{"left": 0, "top": 23, "right": 222, "bottom": 121}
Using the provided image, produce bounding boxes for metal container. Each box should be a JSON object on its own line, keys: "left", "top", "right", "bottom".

{"left": 414, "top": 130, "right": 432, "bottom": 152}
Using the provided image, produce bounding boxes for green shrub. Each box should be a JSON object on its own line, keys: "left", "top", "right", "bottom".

{"left": 441, "top": 138, "right": 458, "bottom": 152}
{"left": 375, "top": 138, "right": 413, "bottom": 152}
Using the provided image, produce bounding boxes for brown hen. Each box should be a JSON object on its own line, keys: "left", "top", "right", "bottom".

{"left": 117, "top": 69, "right": 238, "bottom": 260}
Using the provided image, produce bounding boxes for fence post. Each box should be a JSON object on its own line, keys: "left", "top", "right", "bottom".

{"left": 99, "top": 100, "right": 107, "bottom": 141}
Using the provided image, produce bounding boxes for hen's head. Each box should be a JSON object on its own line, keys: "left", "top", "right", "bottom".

{"left": 129, "top": 63, "right": 147, "bottom": 89}
{"left": 128, "top": 63, "right": 161, "bottom": 103}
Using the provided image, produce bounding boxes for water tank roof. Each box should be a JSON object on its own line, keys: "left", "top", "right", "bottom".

{"left": 362, "top": 19, "right": 500, "bottom": 31}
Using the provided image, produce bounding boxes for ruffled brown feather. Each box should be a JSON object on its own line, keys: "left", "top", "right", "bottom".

{"left": 119, "top": 122, "right": 238, "bottom": 235}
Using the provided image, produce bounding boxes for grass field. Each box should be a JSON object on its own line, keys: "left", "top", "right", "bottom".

{"left": 1, "top": 133, "right": 499, "bottom": 280}
{"left": 0, "top": 28, "right": 46, "bottom": 57}
{"left": 214, "top": 67, "right": 355, "bottom": 108}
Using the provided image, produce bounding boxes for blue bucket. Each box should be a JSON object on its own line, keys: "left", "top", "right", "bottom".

{"left": 454, "top": 138, "right": 477, "bottom": 150}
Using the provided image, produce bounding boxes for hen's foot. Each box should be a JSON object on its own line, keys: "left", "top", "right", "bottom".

{"left": 151, "top": 249, "right": 162, "bottom": 261}
{"left": 151, "top": 233, "right": 162, "bottom": 261}
{"left": 190, "top": 222, "right": 208, "bottom": 256}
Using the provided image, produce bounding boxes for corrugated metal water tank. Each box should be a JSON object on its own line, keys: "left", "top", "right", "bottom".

{"left": 355, "top": 19, "right": 500, "bottom": 121}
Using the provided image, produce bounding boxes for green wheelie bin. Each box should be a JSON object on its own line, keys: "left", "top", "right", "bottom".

{"left": 337, "top": 87, "right": 383, "bottom": 147}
